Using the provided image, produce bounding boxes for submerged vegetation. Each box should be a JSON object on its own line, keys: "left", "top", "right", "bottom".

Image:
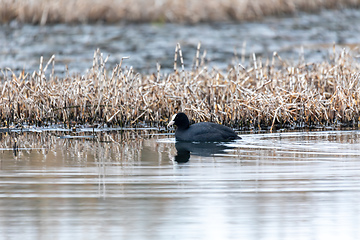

{"left": 0, "top": 0, "right": 360, "bottom": 24}
{"left": 1, "top": 44, "right": 360, "bottom": 131}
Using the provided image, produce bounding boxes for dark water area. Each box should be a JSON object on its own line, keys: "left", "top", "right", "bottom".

{"left": 1, "top": 9, "right": 360, "bottom": 76}
{"left": 1, "top": 129, "right": 360, "bottom": 239}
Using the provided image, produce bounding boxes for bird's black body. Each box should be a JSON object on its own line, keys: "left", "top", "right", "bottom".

{"left": 168, "top": 112, "right": 240, "bottom": 142}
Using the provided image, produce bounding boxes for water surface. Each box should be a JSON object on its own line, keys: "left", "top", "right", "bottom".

{"left": 0, "top": 130, "right": 360, "bottom": 240}
{"left": 1, "top": 9, "right": 360, "bottom": 76}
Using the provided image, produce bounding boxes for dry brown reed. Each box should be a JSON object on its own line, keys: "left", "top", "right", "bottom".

{"left": 1, "top": 45, "right": 360, "bottom": 131}
{"left": 1, "top": 0, "right": 360, "bottom": 24}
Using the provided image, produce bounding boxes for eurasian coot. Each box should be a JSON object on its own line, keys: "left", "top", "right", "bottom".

{"left": 167, "top": 112, "right": 241, "bottom": 142}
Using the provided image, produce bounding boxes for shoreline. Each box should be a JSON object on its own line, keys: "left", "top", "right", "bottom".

{"left": 1, "top": 45, "right": 360, "bottom": 131}
{"left": 1, "top": 0, "right": 360, "bottom": 24}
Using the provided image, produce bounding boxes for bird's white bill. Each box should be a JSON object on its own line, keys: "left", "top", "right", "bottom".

{"left": 167, "top": 120, "right": 175, "bottom": 128}
{"left": 167, "top": 114, "right": 177, "bottom": 127}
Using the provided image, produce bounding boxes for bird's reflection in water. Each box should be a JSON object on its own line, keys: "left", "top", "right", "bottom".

{"left": 174, "top": 141, "right": 235, "bottom": 163}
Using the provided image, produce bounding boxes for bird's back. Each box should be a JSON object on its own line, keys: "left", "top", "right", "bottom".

{"left": 175, "top": 122, "right": 239, "bottom": 142}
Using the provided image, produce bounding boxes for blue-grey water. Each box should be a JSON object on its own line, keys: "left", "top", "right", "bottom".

{"left": 0, "top": 130, "right": 360, "bottom": 240}
{"left": 1, "top": 9, "right": 360, "bottom": 76}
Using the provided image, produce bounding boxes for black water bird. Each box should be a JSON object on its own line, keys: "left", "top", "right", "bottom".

{"left": 167, "top": 112, "right": 241, "bottom": 142}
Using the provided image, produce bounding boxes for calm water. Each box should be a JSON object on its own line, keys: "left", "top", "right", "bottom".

{"left": 0, "top": 129, "right": 360, "bottom": 240}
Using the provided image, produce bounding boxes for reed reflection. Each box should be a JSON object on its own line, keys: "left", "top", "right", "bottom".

{"left": 0, "top": 129, "right": 150, "bottom": 164}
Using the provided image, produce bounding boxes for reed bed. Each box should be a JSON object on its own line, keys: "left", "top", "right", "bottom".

{"left": 1, "top": 44, "right": 360, "bottom": 131}
{"left": 1, "top": 0, "right": 360, "bottom": 24}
